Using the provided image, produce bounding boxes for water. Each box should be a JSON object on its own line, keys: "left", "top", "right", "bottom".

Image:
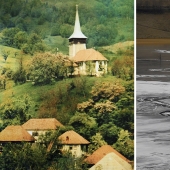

{"left": 137, "top": 42, "right": 170, "bottom": 82}
{"left": 136, "top": 39, "right": 170, "bottom": 169}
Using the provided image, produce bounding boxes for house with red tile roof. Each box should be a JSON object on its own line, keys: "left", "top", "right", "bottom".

{"left": 58, "top": 130, "right": 90, "bottom": 157}
{"left": 0, "top": 125, "right": 35, "bottom": 143}
{"left": 22, "top": 118, "right": 64, "bottom": 141}
{"left": 85, "top": 145, "right": 132, "bottom": 170}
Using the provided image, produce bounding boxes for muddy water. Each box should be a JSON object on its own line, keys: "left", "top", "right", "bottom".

{"left": 137, "top": 39, "right": 170, "bottom": 82}
{"left": 137, "top": 115, "right": 170, "bottom": 170}
{"left": 136, "top": 39, "right": 170, "bottom": 169}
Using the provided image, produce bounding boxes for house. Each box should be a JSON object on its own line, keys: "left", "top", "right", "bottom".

{"left": 58, "top": 130, "right": 90, "bottom": 157}
{"left": 68, "top": 5, "right": 108, "bottom": 77}
{"left": 22, "top": 118, "right": 64, "bottom": 141}
{"left": 72, "top": 48, "right": 108, "bottom": 76}
{"left": 84, "top": 145, "right": 132, "bottom": 170}
{"left": 0, "top": 125, "right": 35, "bottom": 143}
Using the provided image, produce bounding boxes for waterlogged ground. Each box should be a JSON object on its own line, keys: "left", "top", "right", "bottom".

{"left": 137, "top": 39, "right": 170, "bottom": 169}
{"left": 137, "top": 81, "right": 170, "bottom": 169}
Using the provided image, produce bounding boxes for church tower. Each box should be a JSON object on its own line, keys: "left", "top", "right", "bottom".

{"left": 69, "top": 5, "right": 87, "bottom": 58}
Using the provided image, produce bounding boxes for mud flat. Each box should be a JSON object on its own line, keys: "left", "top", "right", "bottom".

{"left": 136, "top": 81, "right": 170, "bottom": 169}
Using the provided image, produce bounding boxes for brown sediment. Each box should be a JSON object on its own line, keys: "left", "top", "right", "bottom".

{"left": 137, "top": 39, "right": 170, "bottom": 45}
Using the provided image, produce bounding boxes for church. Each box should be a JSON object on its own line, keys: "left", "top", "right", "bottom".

{"left": 68, "top": 5, "right": 108, "bottom": 77}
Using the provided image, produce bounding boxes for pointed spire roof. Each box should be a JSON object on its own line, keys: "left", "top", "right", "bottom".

{"left": 69, "top": 5, "right": 87, "bottom": 39}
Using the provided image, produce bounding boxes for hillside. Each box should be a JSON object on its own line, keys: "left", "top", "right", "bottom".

{"left": 0, "top": 0, "right": 134, "bottom": 163}
{"left": 0, "top": 0, "right": 134, "bottom": 49}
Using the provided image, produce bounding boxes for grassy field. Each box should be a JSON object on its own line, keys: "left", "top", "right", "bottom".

{"left": 44, "top": 36, "right": 69, "bottom": 54}
{"left": 0, "top": 45, "right": 32, "bottom": 71}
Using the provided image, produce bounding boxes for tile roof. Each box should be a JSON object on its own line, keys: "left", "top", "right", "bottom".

{"left": 0, "top": 125, "right": 35, "bottom": 142}
{"left": 85, "top": 145, "right": 130, "bottom": 165}
{"left": 89, "top": 152, "right": 132, "bottom": 170}
{"left": 72, "top": 49, "right": 108, "bottom": 62}
{"left": 58, "top": 130, "right": 90, "bottom": 144}
{"left": 22, "top": 118, "right": 64, "bottom": 130}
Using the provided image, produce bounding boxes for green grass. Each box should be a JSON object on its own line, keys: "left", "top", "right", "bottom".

{"left": 0, "top": 75, "right": 120, "bottom": 117}
{"left": 0, "top": 45, "right": 32, "bottom": 71}
{"left": 43, "top": 36, "right": 69, "bottom": 55}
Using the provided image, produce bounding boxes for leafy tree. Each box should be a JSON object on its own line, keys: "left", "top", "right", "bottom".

{"left": 88, "top": 133, "right": 107, "bottom": 154}
{"left": 27, "top": 52, "right": 68, "bottom": 85}
{"left": 113, "top": 129, "right": 134, "bottom": 160}
{"left": 69, "top": 112, "right": 98, "bottom": 140}
{"left": 12, "top": 56, "right": 26, "bottom": 84}
{"left": 1, "top": 27, "right": 20, "bottom": 46}
{"left": 1, "top": 50, "right": 10, "bottom": 62}
{"left": 0, "top": 75, "right": 6, "bottom": 90}
{"left": 14, "top": 31, "right": 28, "bottom": 49}
{"left": 99, "top": 123, "right": 121, "bottom": 145}
{"left": 113, "top": 109, "right": 134, "bottom": 134}
{"left": 91, "top": 81, "right": 125, "bottom": 102}
{"left": 0, "top": 94, "right": 33, "bottom": 130}
{"left": 0, "top": 143, "right": 48, "bottom": 170}
{"left": 111, "top": 55, "right": 134, "bottom": 80}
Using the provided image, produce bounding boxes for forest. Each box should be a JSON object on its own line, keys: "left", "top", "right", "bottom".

{"left": 0, "top": 0, "right": 133, "bottom": 50}
{"left": 0, "top": 0, "right": 134, "bottom": 169}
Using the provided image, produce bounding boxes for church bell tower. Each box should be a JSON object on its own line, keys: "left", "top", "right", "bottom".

{"left": 69, "top": 5, "right": 87, "bottom": 58}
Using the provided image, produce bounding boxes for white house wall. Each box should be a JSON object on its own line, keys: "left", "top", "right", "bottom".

{"left": 62, "top": 144, "right": 85, "bottom": 157}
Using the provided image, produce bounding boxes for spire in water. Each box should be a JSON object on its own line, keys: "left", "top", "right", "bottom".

{"left": 69, "top": 5, "right": 87, "bottom": 39}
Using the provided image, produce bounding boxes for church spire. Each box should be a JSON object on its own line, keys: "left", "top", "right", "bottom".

{"left": 69, "top": 5, "right": 87, "bottom": 39}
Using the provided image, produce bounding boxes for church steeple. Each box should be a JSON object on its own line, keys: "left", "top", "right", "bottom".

{"left": 69, "top": 5, "right": 87, "bottom": 57}
{"left": 69, "top": 5, "right": 87, "bottom": 39}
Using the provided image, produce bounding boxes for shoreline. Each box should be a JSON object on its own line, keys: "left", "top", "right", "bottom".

{"left": 137, "top": 39, "right": 170, "bottom": 45}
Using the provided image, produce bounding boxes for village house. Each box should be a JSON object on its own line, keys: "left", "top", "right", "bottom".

{"left": 0, "top": 125, "right": 35, "bottom": 144}
{"left": 68, "top": 5, "right": 108, "bottom": 77}
{"left": 22, "top": 118, "right": 64, "bottom": 141}
{"left": 84, "top": 145, "right": 132, "bottom": 170}
{"left": 57, "top": 130, "right": 90, "bottom": 158}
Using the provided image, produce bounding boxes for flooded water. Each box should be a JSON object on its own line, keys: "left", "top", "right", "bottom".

{"left": 137, "top": 39, "right": 170, "bottom": 82}
{"left": 136, "top": 39, "right": 170, "bottom": 169}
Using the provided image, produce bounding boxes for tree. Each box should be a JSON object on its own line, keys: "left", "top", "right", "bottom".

{"left": 12, "top": 56, "right": 26, "bottom": 84}
{"left": 99, "top": 123, "right": 121, "bottom": 145}
{"left": 113, "top": 129, "right": 134, "bottom": 160}
{"left": 0, "top": 94, "right": 33, "bottom": 130}
{"left": 27, "top": 52, "right": 68, "bottom": 85}
{"left": 69, "top": 112, "right": 97, "bottom": 140}
{"left": 91, "top": 81, "right": 125, "bottom": 102}
{"left": 0, "top": 75, "right": 6, "bottom": 90}
{"left": 1, "top": 27, "right": 20, "bottom": 47}
{"left": 88, "top": 133, "right": 107, "bottom": 154}
{"left": 111, "top": 55, "right": 134, "bottom": 80}
{"left": 0, "top": 143, "right": 48, "bottom": 170}
{"left": 14, "top": 31, "right": 28, "bottom": 49}
{"left": 2, "top": 50, "right": 10, "bottom": 62}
